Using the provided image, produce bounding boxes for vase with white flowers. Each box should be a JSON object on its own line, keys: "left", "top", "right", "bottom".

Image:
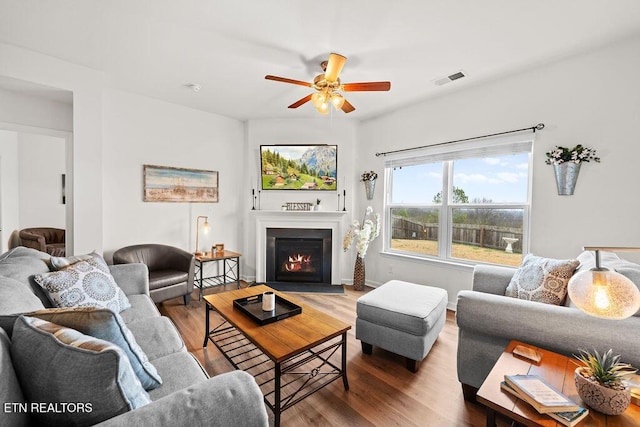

{"left": 343, "top": 206, "right": 381, "bottom": 290}
{"left": 545, "top": 145, "right": 600, "bottom": 195}
{"left": 361, "top": 170, "right": 378, "bottom": 200}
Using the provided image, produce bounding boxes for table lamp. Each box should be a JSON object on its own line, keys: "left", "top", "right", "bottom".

{"left": 195, "top": 216, "right": 210, "bottom": 256}
{"left": 567, "top": 246, "right": 640, "bottom": 319}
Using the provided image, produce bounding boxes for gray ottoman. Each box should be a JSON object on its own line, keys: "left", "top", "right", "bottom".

{"left": 355, "top": 280, "right": 448, "bottom": 372}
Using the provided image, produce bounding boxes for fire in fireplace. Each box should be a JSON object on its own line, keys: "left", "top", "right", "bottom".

{"left": 283, "top": 253, "right": 313, "bottom": 272}
{"left": 266, "top": 228, "right": 332, "bottom": 284}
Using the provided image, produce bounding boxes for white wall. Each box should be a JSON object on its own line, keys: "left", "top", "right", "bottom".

{"left": 244, "top": 118, "right": 358, "bottom": 282}
{"left": 0, "top": 87, "right": 72, "bottom": 132}
{"left": 18, "top": 133, "right": 66, "bottom": 228}
{"left": 358, "top": 34, "right": 640, "bottom": 308}
{"left": 0, "top": 42, "right": 102, "bottom": 254}
{"left": 0, "top": 130, "right": 19, "bottom": 253}
{"left": 101, "top": 89, "right": 245, "bottom": 262}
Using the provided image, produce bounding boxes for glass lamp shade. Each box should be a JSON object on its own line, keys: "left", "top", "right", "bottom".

{"left": 316, "top": 102, "right": 329, "bottom": 115}
{"left": 203, "top": 220, "right": 210, "bottom": 233}
{"left": 330, "top": 93, "right": 345, "bottom": 110}
{"left": 311, "top": 92, "right": 326, "bottom": 108}
{"left": 567, "top": 269, "right": 640, "bottom": 319}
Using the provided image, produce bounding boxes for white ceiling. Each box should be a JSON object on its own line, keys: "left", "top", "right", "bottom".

{"left": 1, "top": 0, "right": 640, "bottom": 121}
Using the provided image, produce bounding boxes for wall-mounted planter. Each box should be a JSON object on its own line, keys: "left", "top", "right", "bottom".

{"left": 554, "top": 162, "right": 581, "bottom": 195}
{"left": 364, "top": 179, "right": 376, "bottom": 200}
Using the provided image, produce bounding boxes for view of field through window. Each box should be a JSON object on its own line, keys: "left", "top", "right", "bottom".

{"left": 388, "top": 152, "right": 529, "bottom": 266}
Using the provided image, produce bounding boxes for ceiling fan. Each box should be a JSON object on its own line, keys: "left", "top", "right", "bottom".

{"left": 265, "top": 53, "right": 391, "bottom": 114}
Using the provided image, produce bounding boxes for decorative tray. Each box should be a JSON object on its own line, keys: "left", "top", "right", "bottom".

{"left": 233, "top": 293, "right": 302, "bottom": 325}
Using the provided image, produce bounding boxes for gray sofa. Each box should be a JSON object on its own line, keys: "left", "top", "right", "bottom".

{"left": 456, "top": 250, "right": 640, "bottom": 401}
{"left": 0, "top": 247, "right": 268, "bottom": 426}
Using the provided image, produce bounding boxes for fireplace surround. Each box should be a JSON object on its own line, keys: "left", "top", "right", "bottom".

{"left": 253, "top": 211, "right": 347, "bottom": 285}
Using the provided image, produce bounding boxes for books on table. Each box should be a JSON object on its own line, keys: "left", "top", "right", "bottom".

{"left": 504, "top": 374, "right": 580, "bottom": 413}
{"left": 500, "top": 381, "right": 589, "bottom": 426}
{"left": 501, "top": 375, "right": 589, "bottom": 426}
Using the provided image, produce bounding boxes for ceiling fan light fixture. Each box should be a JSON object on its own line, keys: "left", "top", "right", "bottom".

{"left": 265, "top": 52, "right": 390, "bottom": 115}
{"left": 311, "top": 91, "right": 327, "bottom": 108}
{"left": 330, "top": 93, "right": 345, "bottom": 110}
{"left": 316, "top": 102, "right": 329, "bottom": 115}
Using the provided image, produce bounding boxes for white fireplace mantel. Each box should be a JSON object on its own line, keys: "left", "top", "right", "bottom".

{"left": 252, "top": 210, "right": 348, "bottom": 284}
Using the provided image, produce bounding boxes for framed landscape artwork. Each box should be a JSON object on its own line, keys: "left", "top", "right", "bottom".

{"left": 260, "top": 144, "right": 337, "bottom": 190}
{"left": 143, "top": 165, "right": 218, "bottom": 202}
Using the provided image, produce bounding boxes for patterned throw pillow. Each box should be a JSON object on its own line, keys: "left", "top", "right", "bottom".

{"left": 505, "top": 254, "right": 580, "bottom": 305}
{"left": 11, "top": 316, "right": 150, "bottom": 426}
{"left": 34, "top": 257, "right": 131, "bottom": 312}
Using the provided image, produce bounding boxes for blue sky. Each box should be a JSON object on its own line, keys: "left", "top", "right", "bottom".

{"left": 391, "top": 153, "right": 529, "bottom": 204}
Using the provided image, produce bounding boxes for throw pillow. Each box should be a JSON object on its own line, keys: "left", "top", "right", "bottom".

{"left": 33, "top": 257, "right": 131, "bottom": 312}
{"left": 0, "top": 329, "right": 29, "bottom": 427}
{"left": 0, "top": 276, "right": 45, "bottom": 316}
{"left": 11, "top": 316, "right": 150, "bottom": 426}
{"left": 0, "top": 307, "right": 162, "bottom": 390}
{"left": 505, "top": 254, "right": 579, "bottom": 305}
{"left": 47, "top": 250, "right": 102, "bottom": 271}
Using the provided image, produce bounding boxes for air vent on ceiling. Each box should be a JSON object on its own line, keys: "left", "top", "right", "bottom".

{"left": 433, "top": 71, "right": 467, "bottom": 86}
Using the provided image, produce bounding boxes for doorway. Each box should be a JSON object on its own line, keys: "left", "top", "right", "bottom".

{"left": 0, "top": 76, "right": 73, "bottom": 255}
{"left": 0, "top": 125, "right": 73, "bottom": 254}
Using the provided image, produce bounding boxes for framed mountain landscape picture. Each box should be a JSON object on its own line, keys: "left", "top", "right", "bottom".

{"left": 260, "top": 145, "right": 337, "bottom": 191}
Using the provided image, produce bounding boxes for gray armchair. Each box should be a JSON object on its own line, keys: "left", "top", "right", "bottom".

{"left": 113, "top": 244, "right": 195, "bottom": 305}
{"left": 19, "top": 227, "right": 65, "bottom": 256}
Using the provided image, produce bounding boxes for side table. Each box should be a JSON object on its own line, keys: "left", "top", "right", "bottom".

{"left": 477, "top": 340, "right": 640, "bottom": 426}
{"left": 194, "top": 250, "right": 241, "bottom": 300}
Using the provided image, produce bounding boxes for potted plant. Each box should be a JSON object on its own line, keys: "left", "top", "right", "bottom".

{"left": 545, "top": 145, "right": 600, "bottom": 195}
{"left": 361, "top": 170, "right": 378, "bottom": 200}
{"left": 574, "top": 348, "right": 637, "bottom": 415}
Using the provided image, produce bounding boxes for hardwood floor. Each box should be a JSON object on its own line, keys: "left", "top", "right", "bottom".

{"left": 158, "top": 283, "right": 512, "bottom": 427}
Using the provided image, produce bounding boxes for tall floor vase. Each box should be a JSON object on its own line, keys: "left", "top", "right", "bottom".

{"left": 353, "top": 256, "right": 365, "bottom": 291}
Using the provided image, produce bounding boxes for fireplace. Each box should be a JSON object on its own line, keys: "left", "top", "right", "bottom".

{"left": 266, "top": 228, "right": 332, "bottom": 284}
{"left": 254, "top": 211, "right": 345, "bottom": 284}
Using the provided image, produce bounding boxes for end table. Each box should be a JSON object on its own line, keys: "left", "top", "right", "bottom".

{"left": 194, "top": 250, "right": 241, "bottom": 300}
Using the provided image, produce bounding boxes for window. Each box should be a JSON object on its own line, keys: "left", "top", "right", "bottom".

{"left": 384, "top": 133, "right": 533, "bottom": 266}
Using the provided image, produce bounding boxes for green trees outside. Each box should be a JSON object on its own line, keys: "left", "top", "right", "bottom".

{"left": 394, "top": 186, "right": 522, "bottom": 229}
{"left": 432, "top": 186, "right": 469, "bottom": 204}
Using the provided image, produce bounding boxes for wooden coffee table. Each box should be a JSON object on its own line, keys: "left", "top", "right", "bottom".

{"left": 203, "top": 285, "right": 350, "bottom": 427}
{"left": 477, "top": 340, "right": 640, "bottom": 426}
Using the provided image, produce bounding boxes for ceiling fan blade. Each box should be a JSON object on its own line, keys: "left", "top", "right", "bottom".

{"left": 341, "top": 99, "right": 355, "bottom": 113}
{"left": 324, "top": 53, "right": 347, "bottom": 82}
{"left": 342, "top": 81, "right": 391, "bottom": 92}
{"left": 265, "top": 75, "right": 312, "bottom": 87}
{"left": 288, "top": 94, "right": 313, "bottom": 109}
